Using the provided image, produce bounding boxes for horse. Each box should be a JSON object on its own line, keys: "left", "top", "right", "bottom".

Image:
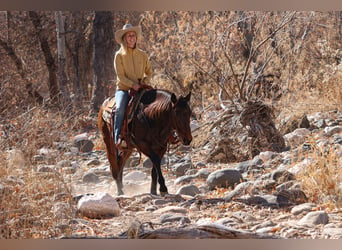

{"left": 98, "top": 89, "right": 192, "bottom": 196}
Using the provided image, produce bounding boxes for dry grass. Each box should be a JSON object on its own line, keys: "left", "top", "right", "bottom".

{"left": 0, "top": 107, "right": 78, "bottom": 239}
{"left": 297, "top": 143, "right": 342, "bottom": 209}
{"left": 276, "top": 77, "right": 342, "bottom": 121}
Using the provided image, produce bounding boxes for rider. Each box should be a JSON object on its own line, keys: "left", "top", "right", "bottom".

{"left": 113, "top": 23, "right": 152, "bottom": 148}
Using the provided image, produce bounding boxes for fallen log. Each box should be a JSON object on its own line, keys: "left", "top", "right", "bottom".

{"left": 136, "top": 223, "right": 280, "bottom": 239}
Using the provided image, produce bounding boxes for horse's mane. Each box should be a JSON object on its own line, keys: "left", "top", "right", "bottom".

{"left": 143, "top": 89, "right": 173, "bottom": 120}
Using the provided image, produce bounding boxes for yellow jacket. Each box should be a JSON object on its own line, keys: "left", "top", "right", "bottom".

{"left": 114, "top": 48, "right": 152, "bottom": 91}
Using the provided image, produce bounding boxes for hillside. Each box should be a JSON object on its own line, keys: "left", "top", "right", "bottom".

{"left": 0, "top": 11, "right": 341, "bottom": 239}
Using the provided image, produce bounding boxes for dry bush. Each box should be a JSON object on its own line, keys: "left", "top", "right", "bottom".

{"left": 298, "top": 145, "right": 342, "bottom": 209}
{"left": 0, "top": 106, "right": 82, "bottom": 238}
{"left": 0, "top": 157, "right": 74, "bottom": 238}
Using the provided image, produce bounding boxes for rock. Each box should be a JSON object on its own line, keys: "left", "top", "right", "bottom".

{"left": 82, "top": 172, "right": 100, "bottom": 183}
{"left": 323, "top": 227, "right": 342, "bottom": 238}
{"left": 176, "top": 184, "right": 200, "bottom": 197}
{"left": 37, "top": 165, "right": 56, "bottom": 173}
{"left": 124, "top": 156, "right": 141, "bottom": 168}
{"left": 233, "top": 211, "right": 257, "bottom": 222}
{"left": 195, "top": 168, "right": 211, "bottom": 179}
{"left": 324, "top": 126, "right": 342, "bottom": 137}
{"left": 287, "top": 158, "right": 315, "bottom": 175}
{"left": 284, "top": 128, "right": 311, "bottom": 147}
{"left": 153, "top": 199, "right": 169, "bottom": 206}
{"left": 143, "top": 157, "right": 166, "bottom": 168}
{"left": 237, "top": 194, "right": 293, "bottom": 208}
{"left": 271, "top": 170, "right": 295, "bottom": 183}
{"left": 252, "top": 179, "right": 277, "bottom": 191}
{"left": 223, "top": 181, "right": 254, "bottom": 201}
{"left": 77, "top": 192, "right": 120, "bottom": 218}
{"left": 86, "top": 159, "right": 101, "bottom": 166}
{"left": 89, "top": 165, "right": 111, "bottom": 177}
{"left": 185, "top": 169, "right": 198, "bottom": 175}
{"left": 275, "top": 189, "right": 308, "bottom": 204}
{"left": 256, "top": 227, "right": 277, "bottom": 234}
{"left": 206, "top": 169, "right": 243, "bottom": 190}
{"left": 56, "top": 160, "right": 72, "bottom": 169}
{"left": 178, "top": 145, "right": 192, "bottom": 153}
{"left": 145, "top": 205, "right": 158, "bottom": 212}
{"left": 74, "top": 133, "right": 94, "bottom": 153}
{"left": 291, "top": 203, "right": 317, "bottom": 215}
{"left": 195, "top": 162, "right": 206, "bottom": 168}
{"left": 174, "top": 175, "right": 196, "bottom": 185}
{"left": 236, "top": 156, "right": 263, "bottom": 173}
{"left": 153, "top": 206, "right": 188, "bottom": 214}
{"left": 333, "top": 134, "right": 342, "bottom": 145}
{"left": 173, "top": 161, "right": 192, "bottom": 176}
{"left": 259, "top": 151, "right": 278, "bottom": 162}
{"left": 298, "top": 211, "right": 329, "bottom": 226}
{"left": 160, "top": 213, "right": 191, "bottom": 224}
{"left": 190, "top": 120, "right": 200, "bottom": 132}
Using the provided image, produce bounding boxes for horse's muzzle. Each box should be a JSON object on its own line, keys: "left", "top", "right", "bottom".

{"left": 182, "top": 137, "right": 192, "bottom": 145}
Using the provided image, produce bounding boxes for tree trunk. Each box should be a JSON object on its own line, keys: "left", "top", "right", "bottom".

{"left": 90, "top": 11, "right": 114, "bottom": 114}
{"left": 55, "top": 11, "right": 72, "bottom": 112}
{"left": 29, "top": 11, "right": 60, "bottom": 105}
{"left": 68, "top": 11, "right": 94, "bottom": 104}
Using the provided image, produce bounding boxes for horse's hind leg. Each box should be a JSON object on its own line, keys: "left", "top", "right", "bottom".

{"left": 150, "top": 167, "right": 157, "bottom": 195}
{"left": 100, "top": 123, "right": 124, "bottom": 195}
{"left": 107, "top": 144, "right": 125, "bottom": 196}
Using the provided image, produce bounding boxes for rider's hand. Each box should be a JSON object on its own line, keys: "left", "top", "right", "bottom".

{"left": 132, "top": 83, "right": 141, "bottom": 91}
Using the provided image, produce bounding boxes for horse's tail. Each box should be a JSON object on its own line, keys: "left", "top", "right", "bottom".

{"left": 98, "top": 101, "right": 121, "bottom": 181}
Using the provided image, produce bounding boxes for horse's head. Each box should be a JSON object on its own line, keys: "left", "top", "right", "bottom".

{"left": 171, "top": 92, "right": 192, "bottom": 145}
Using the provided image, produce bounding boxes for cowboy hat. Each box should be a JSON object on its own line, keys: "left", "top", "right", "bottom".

{"left": 115, "top": 23, "right": 142, "bottom": 44}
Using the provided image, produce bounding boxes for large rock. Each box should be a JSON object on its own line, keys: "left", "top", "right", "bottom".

{"left": 284, "top": 128, "right": 311, "bottom": 147}
{"left": 324, "top": 126, "right": 342, "bottom": 137}
{"left": 173, "top": 162, "right": 191, "bottom": 177}
{"left": 74, "top": 133, "right": 94, "bottom": 153}
{"left": 206, "top": 169, "right": 243, "bottom": 190}
{"left": 236, "top": 156, "right": 263, "bottom": 173}
{"left": 82, "top": 172, "right": 100, "bottom": 183}
{"left": 291, "top": 203, "right": 317, "bottom": 215}
{"left": 77, "top": 193, "right": 120, "bottom": 218}
{"left": 176, "top": 184, "right": 200, "bottom": 197}
{"left": 298, "top": 211, "right": 329, "bottom": 226}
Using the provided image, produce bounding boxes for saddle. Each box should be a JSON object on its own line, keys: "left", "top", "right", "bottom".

{"left": 102, "top": 83, "right": 153, "bottom": 148}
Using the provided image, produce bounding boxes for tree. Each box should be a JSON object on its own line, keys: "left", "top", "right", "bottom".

{"left": 29, "top": 11, "right": 60, "bottom": 105}
{"left": 55, "top": 11, "right": 72, "bottom": 112}
{"left": 90, "top": 11, "right": 115, "bottom": 114}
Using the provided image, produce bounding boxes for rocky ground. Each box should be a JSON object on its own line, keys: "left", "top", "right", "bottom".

{"left": 3, "top": 109, "right": 342, "bottom": 239}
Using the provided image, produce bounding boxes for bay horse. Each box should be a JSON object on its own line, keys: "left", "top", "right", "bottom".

{"left": 98, "top": 89, "right": 192, "bottom": 196}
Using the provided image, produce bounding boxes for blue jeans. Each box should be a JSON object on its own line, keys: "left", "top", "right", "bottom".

{"left": 114, "top": 90, "right": 130, "bottom": 144}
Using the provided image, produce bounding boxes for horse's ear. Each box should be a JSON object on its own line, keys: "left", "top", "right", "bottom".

{"left": 185, "top": 92, "right": 191, "bottom": 102}
{"left": 171, "top": 93, "right": 178, "bottom": 104}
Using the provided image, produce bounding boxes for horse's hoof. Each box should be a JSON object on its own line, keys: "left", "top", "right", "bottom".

{"left": 160, "top": 191, "right": 168, "bottom": 197}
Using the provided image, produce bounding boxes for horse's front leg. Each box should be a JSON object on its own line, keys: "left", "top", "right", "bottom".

{"left": 149, "top": 151, "right": 168, "bottom": 196}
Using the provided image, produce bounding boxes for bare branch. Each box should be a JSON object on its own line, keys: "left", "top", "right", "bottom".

{"left": 239, "top": 11, "right": 297, "bottom": 100}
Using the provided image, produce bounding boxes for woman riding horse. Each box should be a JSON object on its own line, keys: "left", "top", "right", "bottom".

{"left": 98, "top": 89, "right": 192, "bottom": 196}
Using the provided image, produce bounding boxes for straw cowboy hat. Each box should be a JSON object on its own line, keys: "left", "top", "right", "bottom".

{"left": 115, "top": 23, "right": 142, "bottom": 44}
